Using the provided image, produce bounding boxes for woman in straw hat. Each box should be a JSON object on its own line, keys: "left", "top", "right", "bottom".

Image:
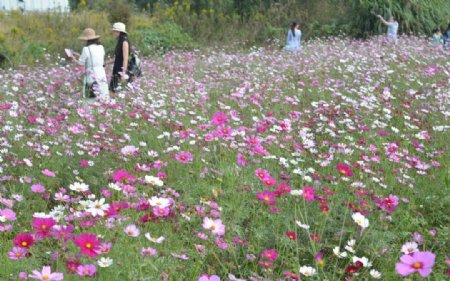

{"left": 110, "top": 22, "right": 131, "bottom": 92}
{"left": 73, "top": 28, "right": 109, "bottom": 101}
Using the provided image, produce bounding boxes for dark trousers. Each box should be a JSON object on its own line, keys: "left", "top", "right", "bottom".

{"left": 109, "top": 73, "right": 133, "bottom": 92}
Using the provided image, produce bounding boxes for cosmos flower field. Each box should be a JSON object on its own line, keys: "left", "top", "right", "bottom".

{"left": 0, "top": 36, "right": 449, "bottom": 280}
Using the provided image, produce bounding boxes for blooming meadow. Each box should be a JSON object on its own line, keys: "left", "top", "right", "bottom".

{"left": 0, "top": 36, "right": 449, "bottom": 280}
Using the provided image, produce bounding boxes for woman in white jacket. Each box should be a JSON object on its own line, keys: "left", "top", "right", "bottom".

{"left": 73, "top": 28, "right": 109, "bottom": 102}
{"left": 284, "top": 21, "right": 302, "bottom": 52}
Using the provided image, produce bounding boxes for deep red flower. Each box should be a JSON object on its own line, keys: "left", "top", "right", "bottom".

{"left": 66, "top": 261, "right": 80, "bottom": 274}
{"left": 336, "top": 163, "right": 353, "bottom": 177}
{"left": 286, "top": 231, "right": 297, "bottom": 240}
{"left": 13, "top": 233, "right": 34, "bottom": 248}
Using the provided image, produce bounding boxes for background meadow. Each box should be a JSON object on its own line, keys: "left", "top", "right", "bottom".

{"left": 0, "top": 35, "right": 449, "bottom": 280}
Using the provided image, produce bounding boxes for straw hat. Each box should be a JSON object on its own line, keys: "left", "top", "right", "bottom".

{"left": 112, "top": 22, "right": 127, "bottom": 34}
{"left": 78, "top": 28, "right": 101, "bottom": 40}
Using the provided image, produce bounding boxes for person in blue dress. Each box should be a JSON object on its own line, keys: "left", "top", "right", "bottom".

{"left": 377, "top": 15, "right": 398, "bottom": 43}
{"left": 284, "top": 21, "right": 302, "bottom": 52}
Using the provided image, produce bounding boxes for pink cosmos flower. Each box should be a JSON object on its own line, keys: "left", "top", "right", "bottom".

{"left": 153, "top": 206, "right": 170, "bottom": 217}
{"left": 236, "top": 153, "right": 247, "bottom": 167}
{"left": 245, "top": 135, "right": 261, "bottom": 146}
{"left": 336, "top": 163, "right": 353, "bottom": 177}
{"left": 30, "top": 184, "right": 45, "bottom": 193}
{"left": 202, "top": 217, "right": 225, "bottom": 236}
{"left": 76, "top": 264, "right": 97, "bottom": 277}
{"left": 141, "top": 247, "right": 158, "bottom": 257}
{"left": 8, "top": 246, "right": 27, "bottom": 260}
{"left": 215, "top": 237, "right": 229, "bottom": 249}
{"left": 41, "top": 169, "right": 56, "bottom": 177}
{"left": 255, "top": 168, "right": 270, "bottom": 180}
{"left": 395, "top": 251, "right": 435, "bottom": 277}
{"left": 198, "top": 274, "right": 221, "bottom": 281}
{"left": 95, "top": 242, "right": 112, "bottom": 255}
{"left": 257, "top": 190, "right": 276, "bottom": 205}
{"left": 74, "top": 233, "right": 100, "bottom": 257}
{"left": 121, "top": 145, "right": 139, "bottom": 156}
{"left": 302, "top": 187, "right": 316, "bottom": 201}
{"left": 31, "top": 218, "right": 56, "bottom": 238}
{"left": 124, "top": 224, "right": 140, "bottom": 237}
{"left": 175, "top": 151, "right": 193, "bottom": 163}
{"left": 261, "top": 176, "right": 277, "bottom": 188}
{"left": 0, "top": 208, "right": 16, "bottom": 221}
{"left": 260, "top": 249, "right": 278, "bottom": 261}
{"left": 211, "top": 112, "right": 228, "bottom": 126}
{"left": 377, "top": 194, "right": 399, "bottom": 214}
{"left": 29, "top": 266, "right": 63, "bottom": 281}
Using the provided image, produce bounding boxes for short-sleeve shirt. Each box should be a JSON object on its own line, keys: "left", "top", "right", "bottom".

{"left": 387, "top": 22, "right": 399, "bottom": 37}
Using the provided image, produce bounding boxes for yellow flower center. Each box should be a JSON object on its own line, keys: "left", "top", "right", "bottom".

{"left": 43, "top": 276, "right": 49, "bottom": 281}
{"left": 264, "top": 196, "right": 270, "bottom": 201}
{"left": 210, "top": 225, "right": 216, "bottom": 230}
{"left": 412, "top": 262, "right": 422, "bottom": 269}
{"left": 86, "top": 243, "right": 92, "bottom": 249}
{"left": 21, "top": 242, "right": 28, "bottom": 246}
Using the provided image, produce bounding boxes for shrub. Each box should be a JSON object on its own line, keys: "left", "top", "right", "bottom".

{"left": 132, "top": 22, "right": 196, "bottom": 55}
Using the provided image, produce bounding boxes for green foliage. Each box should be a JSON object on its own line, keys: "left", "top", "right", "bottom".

{"left": 132, "top": 22, "right": 196, "bottom": 55}
{"left": 350, "top": 0, "right": 450, "bottom": 37}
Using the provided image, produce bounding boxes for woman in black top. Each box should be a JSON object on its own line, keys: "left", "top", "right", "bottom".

{"left": 110, "top": 22, "right": 130, "bottom": 92}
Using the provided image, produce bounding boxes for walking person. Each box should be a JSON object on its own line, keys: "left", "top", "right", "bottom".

{"left": 110, "top": 22, "right": 131, "bottom": 92}
{"left": 443, "top": 23, "right": 450, "bottom": 49}
{"left": 73, "top": 28, "right": 109, "bottom": 102}
{"left": 284, "top": 21, "right": 302, "bottom": 53}
{"left": 377, "top": 15, "right": 399, "bottom": 43}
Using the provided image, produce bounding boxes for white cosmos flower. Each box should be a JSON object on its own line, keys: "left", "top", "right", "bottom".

{"left": 333, "top": 246, "right": 347, "bottom": 258}
{"left": 87, "top": 198, "right": 110, "bottom": 217}
{"left": 290, "top": 190, "right": 304, "bottom": 196}
{"left": 370, "top": 269, "right": 382, "bottom": 279}
{"left": 98, "top": 257, "right": 113, "bottom": 268}
{"left": 299, "top": 266, "right": 317, "bottom": 277}
{"left": 69, "top": 182, "right": 89, "bottom": 192}
{"left": 144, "top": 176, "right": 163, "bottom": 187}
{"left": 400, "top": 241, "right": 418, "bottom": 254}
{"left": 145, "top": 233, "right": 165, "bottom": 243}
{"left": 352, "top": 212, "right": 369, "bottom": 229}
{"left": 352, "top": 256, "right": 372, "bottom": 267}
{"left": 295, "top": 220, "right": 310, "bottom": 230}
{"left": 108, "top": 182, "right": 121, "bottom": 191}
{"left": 148, "top": 196, "right": 171, "bottom": 209}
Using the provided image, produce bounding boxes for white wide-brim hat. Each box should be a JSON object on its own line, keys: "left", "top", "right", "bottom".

{"left": 112, "top": 22, "right": 127, "bottom": 34}
{"left": 78, "top": 28, "right": 101, "bottom": 40}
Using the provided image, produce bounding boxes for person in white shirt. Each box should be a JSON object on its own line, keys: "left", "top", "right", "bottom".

{"left": 73, "top": 28, "right": 109, "bottom": 101}
{"left": 284, "top": 21, "right": 302, "bottom": 52}
{"left": 377, "top": 15, "right": 399, "bottom": 43}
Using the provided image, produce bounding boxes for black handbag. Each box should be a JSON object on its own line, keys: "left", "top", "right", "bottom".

{"left": 128, "top": 52, "right": 142, "bottom": 77}
{"left": 85, "top": 81, "right": 98, "bottom": 98}
{"left": 83, "top": 46, "right": 97, "bottom": 98}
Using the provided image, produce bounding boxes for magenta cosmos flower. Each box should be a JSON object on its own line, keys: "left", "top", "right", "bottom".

{"left": 31, "top": 218, "right": 56, "bottom": 237}
{"left": 211, "top": 112, "right": 228, "bottom": 126}
{"left": 74, "top": 233, "right": 101, "bottom": 257}
{"left": 175, "top": 151, "right": 193, "bottom": 163}
{"left": 13, "top": 233, "right": 34, "bottom": 248}
{"left": 336, "top": 163, "right": 353, "bottom": 177}
{"left": 29, "top": 266, "right": 63, "bottom": 281}
{"left": 395, "top": 251, "right": 435, "bottom": 277}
